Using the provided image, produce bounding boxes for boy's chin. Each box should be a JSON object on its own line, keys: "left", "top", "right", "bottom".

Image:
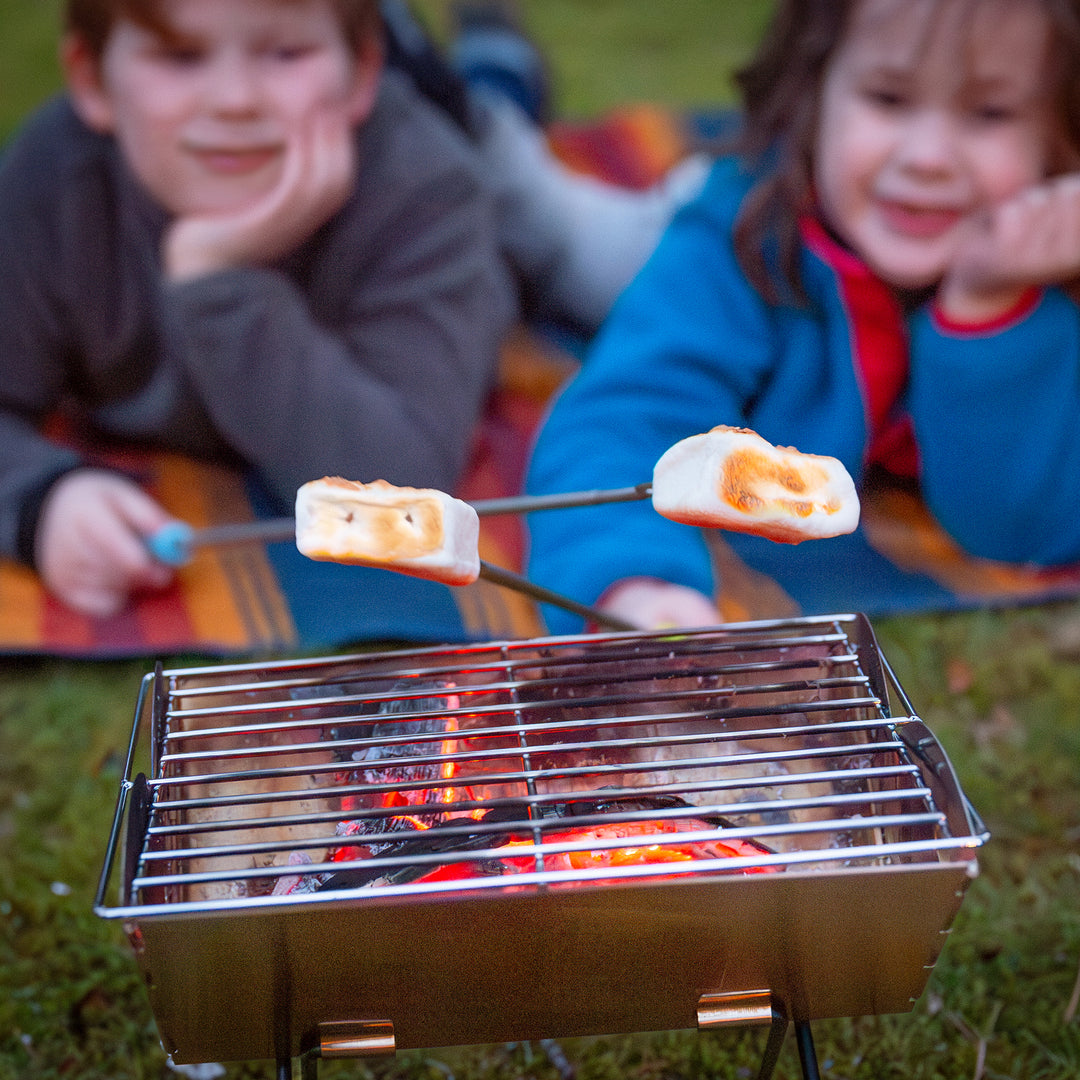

{"left": 152, "top": 170, "right": 282, "bottom": 219}
{"left": 163, "top": 187, "right": 275, "bottom": 219}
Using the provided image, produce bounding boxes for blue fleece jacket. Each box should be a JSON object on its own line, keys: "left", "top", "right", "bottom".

{"left": 525, "top": 156, "right": 1080, "bottom": 633}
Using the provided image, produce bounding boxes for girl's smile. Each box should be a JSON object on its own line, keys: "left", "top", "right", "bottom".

{"left": 875, "top": 199, "right": 966, "bottom": 240}
{"left": 813, "top": 0, "right": 1056, "bottom": 290}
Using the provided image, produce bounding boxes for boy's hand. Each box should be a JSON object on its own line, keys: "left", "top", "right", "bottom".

{"left": 939, "top": 175, "right": 1080, "bottom": 322}
{"left": 163, "top": 108, "right": 357, "bottom": 281}
{"left": 598, "top": 577, "right": 721, "bottom": 630}
{"left": 35, "top": 470, "right": 176, "bottom": 618}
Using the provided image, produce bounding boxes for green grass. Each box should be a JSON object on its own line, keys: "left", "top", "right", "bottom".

{"left": 410, "top": 0, "right": 768, "bottom": 115}
{"left": 3, "top": 2, "right": 1080, "bottom": 1079}
{"left": 0, "top": 0, "right": 63, "bottom": 143}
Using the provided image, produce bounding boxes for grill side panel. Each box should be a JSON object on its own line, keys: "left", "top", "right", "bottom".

{"left": 133, "top": 862, "right": 974, "bottom": 1064}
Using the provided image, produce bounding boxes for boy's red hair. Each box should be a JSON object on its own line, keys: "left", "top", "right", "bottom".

{"left": 64, "top": 0, "right": 382, "bottom": 59}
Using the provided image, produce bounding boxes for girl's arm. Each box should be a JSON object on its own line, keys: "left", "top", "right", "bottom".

{"left": 908, "top": 287, "right": 1080, "bottom": 566}
{"left": 525, "top": 171, "right": 778, "bottom": 633}
{"left": 938, "top": 174, "right": 1080, "bottom": 324}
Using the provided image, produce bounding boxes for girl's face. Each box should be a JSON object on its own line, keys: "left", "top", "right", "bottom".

{"left": 67, "top": 0, "right": 379, "bottom": 217}
{"left": 814, "top": 0, "right": 1057, "bottom": 289}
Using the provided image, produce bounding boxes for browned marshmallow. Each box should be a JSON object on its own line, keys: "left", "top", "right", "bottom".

{"left": 651, "top": 426, "right": 859, "bottom": 543}
{"left": 295, "top": 477, "right": 480, "bottom": 585}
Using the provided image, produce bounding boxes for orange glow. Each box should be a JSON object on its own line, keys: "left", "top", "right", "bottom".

{"left": 456, "top": 821, "right": 777, "bottom": 878}
{"left": 438, "top": 716, "right": 459, "bottom": 805}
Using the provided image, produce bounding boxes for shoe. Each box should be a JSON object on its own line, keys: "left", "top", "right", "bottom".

{"left": 450, "top": 1, "right": 552, "bottom": 124}
{"left": 381, "top": 0, "right": 472, "bottom": 129}
{"left": 453, "top": 1, "right": 527, "bottom": 33}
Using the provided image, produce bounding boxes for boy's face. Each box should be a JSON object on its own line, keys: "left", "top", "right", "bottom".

{"left": 67, "top": 0, "right": 379, "bottom": 217}
{"left": 814, "top": 0, "right": 1056, "bottom": 290}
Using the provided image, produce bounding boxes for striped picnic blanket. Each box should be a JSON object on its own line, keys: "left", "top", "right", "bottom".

{"left": 0, "top": 327, "right": 564, "bottom": 657}
{"left": 3, "top": 104, "right": 1079, "bottom": 657}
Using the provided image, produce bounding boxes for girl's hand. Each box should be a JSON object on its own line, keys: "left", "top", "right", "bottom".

{"left": 35, "top": 470, "right": 176, "bottom": 617}
{"left": 164, "top": 107, "right": 357, "bottom": 281}
{"left": 598, "top": 577, "right": 721, "bottom": 630}
{"left": 940, "top": 174, "right": 1080, "bottom": 322}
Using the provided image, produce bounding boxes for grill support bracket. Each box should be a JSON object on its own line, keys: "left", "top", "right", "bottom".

{"left": 282, "top": 1002, "right": 818, "bottom": 1080}
{"left": 696, "top": 991, "right": 820, "bottom": 1080}
{"left": 310, "top": 1020, "right": 396, "bottom": 1058}
{"left": 697, "top": 989, "right": 774, "bottom": 1028}
{"left": 293, "top": 1020, "right": 397, "bottom": 1079}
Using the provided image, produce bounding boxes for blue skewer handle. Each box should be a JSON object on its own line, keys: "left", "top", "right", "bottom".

{"left": 146, "top": 521, "right": 195, "bottom": 567}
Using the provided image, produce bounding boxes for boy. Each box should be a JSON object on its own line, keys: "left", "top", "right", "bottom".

{"left": 0, "top": 0, "right": 515, "bottom": 617}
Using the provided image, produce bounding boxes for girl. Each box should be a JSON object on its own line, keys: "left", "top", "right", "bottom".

{"left": 524, "top": 0, "right": 1080, "bottom": 633}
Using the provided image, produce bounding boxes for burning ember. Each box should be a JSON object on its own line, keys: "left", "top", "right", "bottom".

{"left": 267, "top": 680, "right": 778, "bottom": 895}
{"left": 273, "top": 794, "right": 778, "bottom": 894}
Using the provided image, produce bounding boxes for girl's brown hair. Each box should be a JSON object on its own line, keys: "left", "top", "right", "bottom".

{"left": 64, "top": 0, "right": 383, "bottom": 59}
{"left": 731, "top": 0, "right": 1080, "bottom": 304}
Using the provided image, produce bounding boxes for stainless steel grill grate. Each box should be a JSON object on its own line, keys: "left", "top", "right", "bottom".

{"left": 96, "top": 614, "right": 987, "bottom": 1074}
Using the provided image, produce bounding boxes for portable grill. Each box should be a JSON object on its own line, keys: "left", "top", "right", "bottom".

{"left": 95, "top": 613, "right": 987, "bottom": 1080}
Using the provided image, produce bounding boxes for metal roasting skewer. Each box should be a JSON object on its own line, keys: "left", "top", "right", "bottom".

{"left": 144, "top": 483, "right": 654, "bottom": 565}
{"left": 470, "top": 482, "right": 652, "bottom": 516}
{"left": 144, "top": 514, "right": 638, "bottom": 632}
{"left": 477, "top": 560, "right": 635, "bottom": 632}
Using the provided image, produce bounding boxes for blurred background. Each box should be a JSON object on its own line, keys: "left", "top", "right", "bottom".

{"left": 1, "top": 1, "right": 770, "bottom": 141}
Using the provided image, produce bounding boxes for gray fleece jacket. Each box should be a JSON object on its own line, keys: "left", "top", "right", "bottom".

{"left": 0, "top": 69, "right": 515, "bottom": 562}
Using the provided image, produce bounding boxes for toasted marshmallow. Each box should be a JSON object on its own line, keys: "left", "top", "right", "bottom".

{"left": 651, "top": 426, "right": 859, "bottom": 543}
{"left": 295, "top": 477, "right": 480, "bottom": 585}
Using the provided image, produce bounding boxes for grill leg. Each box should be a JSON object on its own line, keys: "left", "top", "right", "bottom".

{"left": 752, "top": 1011, "right": 819, "bottom": 1080}
{"left": 275, "top": 1055, "right": 321, "bottom": 1080}
{"left": 754, "top": 1007, "right": 789, "bottom": 1080}
{"left": 794, "top": 1022, "right": 821, "bottom": 1080}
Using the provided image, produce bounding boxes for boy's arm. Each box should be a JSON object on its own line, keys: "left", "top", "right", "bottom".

{"left": 161, "top": 118, "right": 514, "bottom": 506}
{"left": 34, "top": 470, "right": 174, "bottom": 617}
{"left": 0, "top": 413, "right": 177, "bottom": 615}
{"left": 0, "top": 215, "right": 84, "bottom": 564}
{"left": 908, "top": 287, "right": 1080, "bottom": 565}
{"left": 0, "top": 100, "right": 178, "bottom": 611}
{"left": 0, "top": 417, "right": 82, "bottom": 562}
